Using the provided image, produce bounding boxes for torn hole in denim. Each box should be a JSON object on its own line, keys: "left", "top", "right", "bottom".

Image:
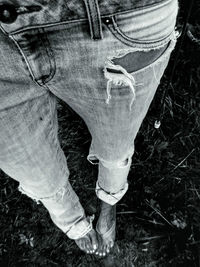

{"left": 119, "top": 157, "right": 129, "bottom": 167}
{"left": 88, "top": 153, "right": 131, "bottom": 169}
{"left": 103, "top": 37, "right": 177, "bottom": 110}
{"left": 18, "top": 186, "right": 41, "bottom": 204}
{"left": 103, "top": 60, "right": 136, "bottom": 111}
{"left": 87, "top": 154, "right": 99, "bottom": 165}
{"left": 102, "top": 157, "right": 131, "bottom": 169}
{"left": 112, "top": 43, "right": 169, "bottom": 73}
{"left": 18, "top": 182, "right": 70, "bottom": 205}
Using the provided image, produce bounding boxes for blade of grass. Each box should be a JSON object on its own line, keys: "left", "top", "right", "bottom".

{"left": 145, "top": 199, "right": 174, "bottom": 227}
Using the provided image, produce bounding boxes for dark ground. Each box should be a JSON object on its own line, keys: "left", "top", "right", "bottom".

{"left": 0, "top": 1, "right": 200, "bottom": 266}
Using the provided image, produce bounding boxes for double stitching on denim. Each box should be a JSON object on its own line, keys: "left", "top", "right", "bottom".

{"left": 8, "top": 29, "right": 56, "bottom": 87}
{"left": 112, "top": 16, "right": 173, "bottom": 44}
{"left": 46, "top": 95, "right": 68, "bottom": 180}
{"left": 83, "top": 0, "right": 103, "bottom": 40}
{"left": 104, "top": 17, "right": 175, "bottom": 50}
{"left": 36, "top": 28, "right": 56, "bottom": 85}
{"left": 102, "top": 0, "right": 178, "bottom": 50}
{"left": 0, "top": 0, "right": 173, "bottom": 35}
{"left": 8, "top": 34, "right": 38, "bottom": 86}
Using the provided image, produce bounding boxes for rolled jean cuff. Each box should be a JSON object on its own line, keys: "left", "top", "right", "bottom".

{"left": 66, "top": 214, "right": 95, "bottom": 240}
{"left": 95, "top": 181, "right": 129, "bottom": 206}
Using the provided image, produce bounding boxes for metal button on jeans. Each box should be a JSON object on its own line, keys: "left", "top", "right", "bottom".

{"left": 0, "top": 4, "right": 17, "bottom": 24}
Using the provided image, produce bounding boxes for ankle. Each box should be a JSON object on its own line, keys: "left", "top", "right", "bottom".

{"left": 100, "top": 201, "right": 116, "bottom": 213}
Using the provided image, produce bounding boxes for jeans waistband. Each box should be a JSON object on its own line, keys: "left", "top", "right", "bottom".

{"left": 0, "top": 0, "right": 175, "bottom": 38}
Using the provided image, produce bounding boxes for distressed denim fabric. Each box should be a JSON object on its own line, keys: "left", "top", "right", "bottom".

{"left": 0, "top": 0, "right": 178, "bottom": 239}
{"left": 1, "top": 0, "right": 171, "bottom": 34}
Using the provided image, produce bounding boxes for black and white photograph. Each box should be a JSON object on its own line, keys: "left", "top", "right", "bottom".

{"left": 0, "top": 0, "right": 199, "bottom": 266}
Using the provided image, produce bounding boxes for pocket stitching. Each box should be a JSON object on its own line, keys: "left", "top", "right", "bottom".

{"left": 112, "top": 16, "right": 173, "bottom": 44}
{"left": 9, "top": 29, "right": 56, "bottom": 87}
{"left": 104, "top": 16, "right": 174, "bottom": 49}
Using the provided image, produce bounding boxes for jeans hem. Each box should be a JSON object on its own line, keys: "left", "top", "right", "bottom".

{"left": 95, "top": 181, "right": 129, "bottom": 205}
{"left": 66, "top": 215, "right": 95, "bottom": 240}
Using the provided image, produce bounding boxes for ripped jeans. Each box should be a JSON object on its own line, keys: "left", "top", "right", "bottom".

{"left": 0, "top": 0, "right": 178, "bottom": 240}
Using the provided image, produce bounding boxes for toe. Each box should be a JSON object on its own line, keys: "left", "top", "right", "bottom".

{"left": 106, "top": 244, "right": 110, "bottom": 254}
{"left": 110, "top": 240, "right": 114, "bottom": 249}
{"left": 97, "top": 247, "right": 102, "bottom": 257}
{"left": 85, "top": 240, "right": 92, "bottom": 253}
{"left": 81, "top": 240, "right": 88, "bottom": 253}
{"left": 102, "top": 245, "right": 107, "bottom": 257}
{"left": 76, "top": 239, "right": 85, "bottom": 252}
{"left": 89, "top": 229, "right": 98, "bottom": 251}
{"left": 99, "top": 246, "right": 105, "bottom": 257}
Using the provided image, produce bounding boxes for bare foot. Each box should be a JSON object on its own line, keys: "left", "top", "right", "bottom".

{"left": 95, "top": 201, "right": 116, "bottom": 257}
{"left": 75, "top": 229, "right": 98, "bottom": 254}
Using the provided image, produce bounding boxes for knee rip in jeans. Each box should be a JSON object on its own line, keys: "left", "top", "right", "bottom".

{"left": 87, "top": 154, "right": 132, "bottom": 169}
{"left": 18, "top": 182, "right": 70, "bottom": 205}
{"left": 103, "top": 32, "right": 177, "bottom": 111}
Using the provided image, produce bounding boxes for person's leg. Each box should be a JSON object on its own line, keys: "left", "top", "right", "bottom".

{"left": 93, "top": 42, "right": 171, "bottom": 256}
{"left": 2, "top": 0, "right": 178, "bottom": 256}
{"left": 63, "top": 38, "right": 176, "bottom": 256}
{"left": 43, "top": 37, "right": 176, "bottom": 255}
{"left": 0, "top": 92, "right": 98, "bottom": 252}
{"left": 0, "top": 31, "right": 97, "bottom": 253}
{"left": 39, "top": 0, "right": 178, "bottom": 256}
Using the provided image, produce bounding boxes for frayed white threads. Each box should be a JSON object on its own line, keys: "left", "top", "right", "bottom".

{"left": 153, "top": 65, "right": 160, "bottom": 84}
{"left": 103, "top": 62, "right": 136, "bottom": 110}
{"left": 18, "top": 184, "right": 68, "bottom": 204}
{"left": 18, "top": 186, "right": 41, "bottom": 204}
{"left": 57, "top": 186, "right": 66, "bottom": 202}
{"left": 105, "top": 79, "right": 112, "bottom": 104}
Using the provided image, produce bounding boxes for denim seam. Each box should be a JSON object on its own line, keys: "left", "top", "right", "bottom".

{"left": 93, "top": 0, "right": 103, "bottom": 39}
{"left": 46, "top": 97, "right": 66, "bottom": 179}
{"left": 37, "top": 28, "right": 56, "bottom": 85}
{"left": 84, "top": 0, "right": 93, "bottom": 39}
{"left": 43, "top": 95, "right": 69, "bottom": 198}
{"left": 105, "top": 19, "right": 176, "bottom": 49}
{"left": 8, "top": 34, "right": 39, "bottom": 86}
{"left": 96, "top": 180, "right": 129, "bottom": 195}
{"left": 95, "top": 181, "right": 129, "bottom": 205}
{"left": 0, "top": 0, "right": 172, "bottom": 35}
{"left": 109, "top": 0, "right": 176, "bottom": 18}
{"left": 83, "top": 0, "right": 103, "bottom": 40}
{"left": 8, "top": 31, "right": 56, "bottom": 88}
{"left": 112, "top": 16, "right": 173, "bottom": 44}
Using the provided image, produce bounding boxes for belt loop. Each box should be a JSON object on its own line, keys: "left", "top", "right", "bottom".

{"left": 83, "top": 0, "right": 103, "bottom": 40}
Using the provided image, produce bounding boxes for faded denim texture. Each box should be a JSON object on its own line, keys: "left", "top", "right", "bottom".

{"left": 0, "top": 0, "right": 178, "bottom": 239}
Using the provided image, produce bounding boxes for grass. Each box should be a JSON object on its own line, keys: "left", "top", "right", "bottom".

{"left": 0, "top": 1, "right": 200, "bottom": 266}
